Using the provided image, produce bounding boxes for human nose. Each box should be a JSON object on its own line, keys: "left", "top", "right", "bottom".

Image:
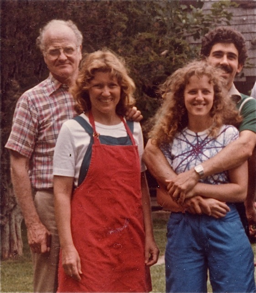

{"left": 220, "top": 54, "right": 228, "bottom": 65}
{"left": 102, "top": 86, "right": 111, "bottom": 96}
{"left": 195, "top": 91, "right": 203, "bottom": 100}
{"left": 58, "top": 49, "right": 68, "bottom": 60}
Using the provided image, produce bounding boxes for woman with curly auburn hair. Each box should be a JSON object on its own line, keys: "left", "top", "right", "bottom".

{"left": 53, "top": 49, "right": 158, "bottom": 292}
{"left": 149, "top": 60, "right": 255, "bottom": 293}
{"left": 149, "top": 60, "right": 241, "bottom": 146}
{"left": 71, "top": 49, "right": 136, "bottom": 116}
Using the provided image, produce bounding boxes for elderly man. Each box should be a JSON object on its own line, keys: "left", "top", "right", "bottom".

{"left": 143, "top": 27, "right": 256, "bottom": 237}
{"left": 6, "top": 19, "right": 141, "bottom": 293}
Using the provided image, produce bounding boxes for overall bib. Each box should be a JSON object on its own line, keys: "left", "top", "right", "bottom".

{"left": 58, "top": 113, "right": 151, "bottom": 292}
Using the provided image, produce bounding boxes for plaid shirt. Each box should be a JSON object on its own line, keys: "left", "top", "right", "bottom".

{"left": 5, "top": 75, "right": 77, "bottom": 189}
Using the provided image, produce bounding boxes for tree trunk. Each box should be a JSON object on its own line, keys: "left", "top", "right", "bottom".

{"left": 1, "top": 176, "right": 24, "bottom": 260}
{"left": 1, "top": 77, "right": 24, "bottom": 260}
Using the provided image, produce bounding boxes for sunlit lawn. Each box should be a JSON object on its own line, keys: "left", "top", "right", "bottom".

{"left": 1, "top": 219, "right": 168, "bottom": 293}
{"left": 150, "top": 217, "right": 168, "bottom": 292}
{"left": 1, "top": 259, "right": 33, "bottom": 292}
{"left": 1, "top": 222, "right": 33, "bottom": 292}
{"left": 1, "top": 217, "right": 256, "bottom": 292}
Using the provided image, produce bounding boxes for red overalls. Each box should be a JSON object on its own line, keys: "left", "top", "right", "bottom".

{"left": 58, "top": 113, "right": 152, "bottom": 292}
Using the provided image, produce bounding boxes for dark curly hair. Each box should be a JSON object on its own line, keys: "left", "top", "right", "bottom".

{"left": 200, "top": 27, "right": 248, "bottom": 66}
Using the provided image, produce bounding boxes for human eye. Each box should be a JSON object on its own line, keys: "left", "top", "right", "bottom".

{"left": 64, "top": 47, "right": 75, "bottom": 55}
{"left": 212, "top": 52, "right": 222, "bottom": 59}
{"left": 202, "top": 89, "right": 211, "bottom": 95}
{"left": 92, "top": 83, "right": 103, "bottom": 89}
{"left": 227, "top": 53, "right": 237, "bottom": 60}
{"left": 48, "top": 49, "right": 59, "bottom": 57}
{"left": 187, "top": 90, "right": 197, "bottom": 95}
{"left": 109, "top": 82, "right": 118, "bottom": 88}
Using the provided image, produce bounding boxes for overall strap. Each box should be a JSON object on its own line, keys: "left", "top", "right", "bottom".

{"left": 73, "top": 114, "right": 135, "bottom": 186}
{"left": 126, "top": 120, "right": 134, "bottom": 134}
{"left": 89, "top": 112, "right": 100, "bottom": 145}
{"left": 120, "top": 117, "right": 136, "bottom": 145}
{"left": 88, "top": 111, "right": 135, "bottom": 145}
{"left": 73, "top": 116, "right": 94, "bottom": 186}
{"left": 73, "top": 115, "right": 94, "bottom": 135}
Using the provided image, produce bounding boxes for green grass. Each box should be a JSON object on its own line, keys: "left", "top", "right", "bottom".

{"left": 1, "top": 218, "right": 256, "bottom": 292}
{"left": 1, "top": 223, "right": 33, "bottom": 292}
{"left": 1, "top": 260, "right": 33, "bottom": 292}
{"left": 1, "top": 219, "right": 168, "bottom": 293}
{"left": 152, "top": 218, "right": 168, "bottom": 255}
{"left": 150, "top": 218, "right": 168, "bottom": 292}
{"left": 151, "top": 264, "right": 166, "bottom": 292}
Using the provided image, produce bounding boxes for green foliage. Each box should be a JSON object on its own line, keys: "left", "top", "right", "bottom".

{"left": 1, "top": 0, "right": 235, "bottom": 123}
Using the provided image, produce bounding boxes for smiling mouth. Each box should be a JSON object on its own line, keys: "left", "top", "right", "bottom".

{"left": 193, "top": 103, "right": 206, "bottom": 107}
{"left": 57, "top": 63, "right": 71, "bottom": 67}
{"left": 220, "top": 71, "right": 229, "bottom": 77}
{"left": 100, "top": 98, "right": 113, "bottom": 103}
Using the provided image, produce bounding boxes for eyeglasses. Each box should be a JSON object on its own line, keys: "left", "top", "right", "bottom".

{"left": 45, "top": 46, "right": 78, "bottom": 58}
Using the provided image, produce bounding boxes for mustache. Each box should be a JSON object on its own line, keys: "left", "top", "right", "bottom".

{"left": 217, "top": 64, "right": 233, "bottom": 74}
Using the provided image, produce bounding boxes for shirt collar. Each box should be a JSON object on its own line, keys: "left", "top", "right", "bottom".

{"left": 48, "top": 74, "right": 69, "bottom": 95}
{"left": 228, "top": 83, "right": 242, "bottom": 104}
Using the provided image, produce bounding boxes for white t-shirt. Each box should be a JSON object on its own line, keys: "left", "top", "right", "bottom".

{"left": 53, "top": 113, "right": 146, "bottom": 186}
